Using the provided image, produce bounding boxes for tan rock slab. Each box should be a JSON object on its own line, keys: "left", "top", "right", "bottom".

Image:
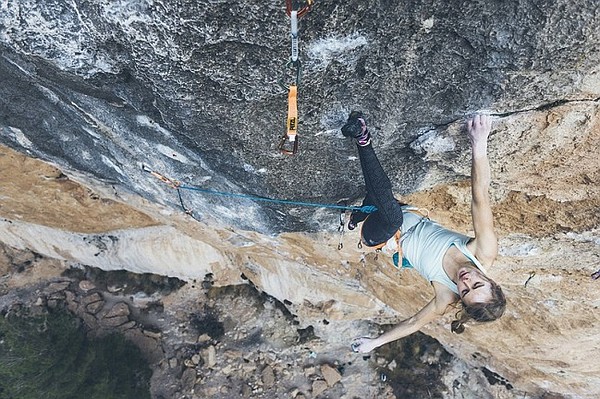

{"left": 0, "top": 144, "right": 157, "bottom": 233}
{"left": 311, "top": 380, "right": 328, "bottom": 397}
{"left": 321, "top": 364, "right": 342, "bottom": 387}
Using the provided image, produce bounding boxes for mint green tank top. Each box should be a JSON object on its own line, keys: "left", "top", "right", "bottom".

{"left": 399, "top": 207, "right": 485, "bottom": 294}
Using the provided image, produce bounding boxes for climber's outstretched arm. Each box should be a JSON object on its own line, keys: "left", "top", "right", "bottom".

{"left": 467, "top": 115, "right": 498, "bottom": 266}
{"left": 352, "top": 283, "right": 455, "bottom": 353}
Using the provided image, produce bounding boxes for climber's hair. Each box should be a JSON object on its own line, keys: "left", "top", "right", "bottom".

{"left": 451, "top": 280, "right": 506, "bottom": 334}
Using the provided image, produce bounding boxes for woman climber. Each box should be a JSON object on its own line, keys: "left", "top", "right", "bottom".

{"left": 341, "top": 112, "right": 506, "bottom": 353}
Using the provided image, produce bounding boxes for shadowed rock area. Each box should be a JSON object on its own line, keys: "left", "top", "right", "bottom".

{"left": 1, "top": 1, "right": 600, "bottom": 398}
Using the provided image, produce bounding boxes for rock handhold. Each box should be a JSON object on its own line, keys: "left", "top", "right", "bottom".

{"left": 311, "top": 379, "right": 328, "bottom": 397}
{"left": 202, "top": 345, "right": 217, "bottom": 369}
{"left": 261, "top": 365, "right": 275, "bottom": 387}
{"left": 320, "top": 363, "right": 342, "bottom": 387}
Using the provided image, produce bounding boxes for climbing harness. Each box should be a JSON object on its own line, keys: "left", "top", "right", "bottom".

{"left": 357, "top": 206, "right": 430, "bottom": 268}
{"left": 278, "top": 0, "right": 313, "bottom": 155}
{"left": 142, "top": 165, "right": 377, "bottom": 216}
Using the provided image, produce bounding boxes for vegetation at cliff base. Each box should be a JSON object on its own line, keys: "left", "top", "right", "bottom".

{"left": 0, "top": 308, "right": 151, "bottom": 399}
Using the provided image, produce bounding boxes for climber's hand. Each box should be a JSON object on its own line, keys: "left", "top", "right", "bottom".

{"left": 351, "top": 337, "right": 378, "bottom": 353}
{"left": 467, "top": 114, "right": 492, "bottom": 151}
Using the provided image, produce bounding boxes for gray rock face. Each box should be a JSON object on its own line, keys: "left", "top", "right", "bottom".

{"left": 2, "top": 3, "right": 600, "bottom": 397}
{"left": 1, "top": 0, "right": 599, "bottom": 234}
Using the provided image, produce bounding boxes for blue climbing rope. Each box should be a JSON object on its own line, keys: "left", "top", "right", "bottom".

{"left": 142, "top": 165, "right": 377, "bottom": 214}
{"left": 178, "top": 184, "right": 378, "bottom": 214}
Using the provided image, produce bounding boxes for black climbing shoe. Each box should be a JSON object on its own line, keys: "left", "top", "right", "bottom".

{"left": 348, "top": 208, "right": 369, "bottom": 230}
{"left": 341, "top": 111, "right": 371, "bottom": 146}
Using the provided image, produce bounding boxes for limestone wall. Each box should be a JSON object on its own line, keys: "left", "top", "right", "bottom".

{"left": 1, "top": 1, "right": 600, "bottom": 397}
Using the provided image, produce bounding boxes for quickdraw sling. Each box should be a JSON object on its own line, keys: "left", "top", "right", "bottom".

{"left": 278, "top": 0, "right": 314, "bottom": 155}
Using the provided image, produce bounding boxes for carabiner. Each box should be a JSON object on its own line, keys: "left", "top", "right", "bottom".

{"left": 278, "top": 60, "right": 301, "bottom": 92}
{"left": 286, "top": 0, "right": 314, "bottom": 18}
{"left": 279, "top": 132, "right": 299, "bottom": 155}
{"left": 286, "top": 59, "right": 301, "bottom": 86}
{"left": 337, "top": 205, "right": 346, "bottom": 250}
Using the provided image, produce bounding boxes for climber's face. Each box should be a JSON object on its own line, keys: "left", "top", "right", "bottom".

{"left": 456, "top": 267, "right": 493, "bottom": 305}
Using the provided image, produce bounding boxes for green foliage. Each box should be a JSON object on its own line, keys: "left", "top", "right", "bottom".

{"left": 0, "top": 309, "right": 151, "bottom": 399}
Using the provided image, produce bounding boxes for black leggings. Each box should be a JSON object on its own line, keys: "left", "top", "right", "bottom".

{"left": 353, "top": 143, "right": 404, "bottom": 246}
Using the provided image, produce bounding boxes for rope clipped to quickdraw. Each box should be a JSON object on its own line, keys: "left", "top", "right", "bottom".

{"left": 278, "top": 0, "right": 313, "bottom": 155}
{"left": 142, "top": 165, "right": 197, "bottom": 219}
{"left": 524, "top": 272, "right": 536, "bottom": 287}
{"left": 337, "top": 202, "right": 347, "bottom": 250}
{"left": 142, "top": 165, "right": 378, "bottom": 216}
{"left": 142, "top": 164, "right": 179, "bottom": 188}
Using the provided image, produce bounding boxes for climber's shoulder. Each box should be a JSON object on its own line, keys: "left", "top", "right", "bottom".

{"left": 431, "top": 282, "right": 459, "bottom": 315}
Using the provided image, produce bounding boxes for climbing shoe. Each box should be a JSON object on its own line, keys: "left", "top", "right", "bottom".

{"left": 348, "top": 207, "right": 369, "bottom": 230}
{"left": 341, "top": 111, "right": 371, "bottom": 146}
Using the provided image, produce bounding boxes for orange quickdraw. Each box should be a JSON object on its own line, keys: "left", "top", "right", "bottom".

{"left": 286, "top": 0, "right": 313, "bottom": 18}
{"left": 278, "top": 0, "right": 312, "bottom": 155}
{"left": 141, "top": 164, "right": 181, "bottom": 188}
{"left": 279, "top": 84, "right": 299, "bottom": 155}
